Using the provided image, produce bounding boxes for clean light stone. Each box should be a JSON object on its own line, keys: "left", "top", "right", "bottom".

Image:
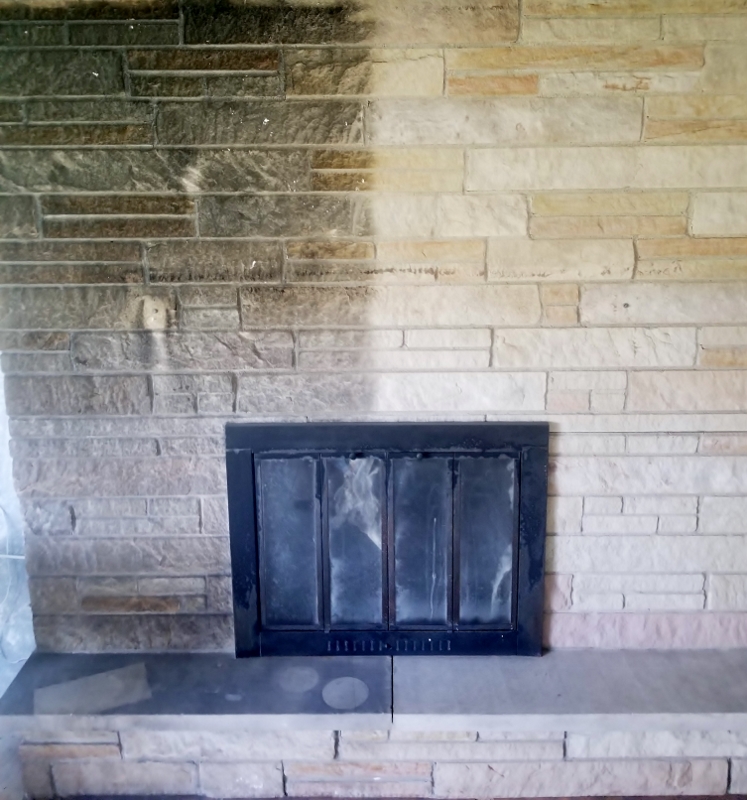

{"left": 691, "top": 192, "right": 747, "bottom": 236}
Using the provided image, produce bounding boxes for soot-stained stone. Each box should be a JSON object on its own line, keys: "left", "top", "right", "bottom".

{"left": 0, "top": 102, "right": 23, "bottom": 123}
{"left": 0, "top": 150, "right": 191, "bottom": 193}
{"left": 0, "top": 125, "right": 153, "bottom": 147}
{"left": 183, "top": 0, "right": 373, "bottom": 44}
{"left": 43, "top": 195, "right": 194, "bottom": 216}
{"left": 285, "top": 48, "right": 373, "bottom": 96}
{"left": 0, "top": 286, "right": 176, "bottom": 331}
{"left": 45, "top": 217, "right": 195, "bottom": 240}
{"left": 0, "top": 50, "right": 124, "bottom": 96}
{"left": 0, "top": 264, "right": 144, "bottom": 285}
{"left": 26, "top": 99, "right": 153, "bottom": 123}
{"left": 34, "top": 613, "right": 233, "bottom": 652}
{"left": 0, "top": 22, "right": 65, "bottom": 45}
{"left": 70, "top": 330, "right": 293, "bottom": 371}
{"left": 0, "top": 0, "right": 179, "bottom": 20}
{"left": 0, "top": 196, "right": 37, "bottom": 239}
{"left": 4, "top": 375, "right": 150, "bottom": 416}
{"left": 128, "top": 48, "right": 279, "bottom": 71}
{"left": 68, "top": 21, "right": 180, "bottom": 46}
{"left": 200, "top": 194, "right": 354, "bottom": 237}
{"left": 241, "top": 285, "right": 372, "bottom": 327}
{"left": 237, "top": 372, "right": 372, "bottom": 415}
{"left": 0, "top": 240, "right": 141, "bottom": 263}
{"left": 147, "top": 240, "right": 283, "bottom": 282}
{"left": 0, "top": 331, "right": 69, "bottom": 351}
{"left": 156, "top": 100, "right": 364, "bottom": 145}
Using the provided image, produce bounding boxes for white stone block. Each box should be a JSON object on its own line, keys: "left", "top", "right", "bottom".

{"left": 581, "top": 284, "right": 747, "bottom": 326}
{"left": 692, "top": 192, "right": 747, "bottom": 236}
{"left": 120, "top": 730, "right": 334, "bottom": 762}
{"left": 545, "top": 573, "right": 573, "bottom": 611}
{"left": 405, "top": 328, "right": 492, "bottom": 349}
{"left": 732, "top": 759, "right": 747, "bottom": 793}
{"left": 549, "top": 371, "right": 627, "bottom": 393}
{"left": 567, "top": 731, "right": 747, "bottom": 759}
{"left": 436, "top": 194, "right": 527, "bottom": 237}
{"left": 339, "top": 739, "right": 563, "bottom": 762}
{"left": 551, "top": 456, "right": 747, "bottom": 496}
{"left": 574, "top": 573, "right": 704, "bottom": 594}
{"left": 488, "top": 238, "right": 634, "bottom": 282}
{"left": 624, "top": 593, "right": 704, "bottom": 611}
{"left": 287, "top": 780, "right": 430, "bottom": 797}
{"left": 539, "top": 71, "right": 700, "bottom": 96}
{"left": 549, "top": 535, "right": 747, "bottom": 574}
{"left": 582, "top": 514, "right": 658, "bottom": 534}
{"left": 368, "top": 97, "right": 642, "bottom": 146}
{"left": 467, "top": 146, "right": 747, "bottom": 192}
{"left": 701, "top": 497, "right": 747, "bottom": 534}
{"left": 546, "top": 496, "right": 583, "bottom": 534}
{"left": 371, "top": 372, "right": 547, "bottom": 413}
{"left": 663, "top": 15, "right": 747, "bottom": 42}
{"left": 584, "top": 497, "right": 623, "bottom": 515}
{"left": 657, "top": 515, "right": 697, "bottom": 534}
{"left": 52, "top": 760, "right": 198, "bottom": 796}
{"left": 433, "top": 759, "right": 727, "bottom": 798}
{"left": 524, "top": 17, "right": 661, "bottom": 43}
{"left": 708, "top": 575, "right": 747, "bottom": 610}
{"left": 493, "top": 328, "right": 695, "bottom": 369}
{"left": 624, "top": 496, "right": 698, "bottom": 515}
{"left": 549, "top": 435, "right": 625, "bottom": 456}
{"left": 572, "top": 590, "right": 624, "bottom": 611}
{"left": 200, "top": 762, "right": 283, "bottom": 799}
{"left": 626, "top": 435, "right": 700, "bottom": 455}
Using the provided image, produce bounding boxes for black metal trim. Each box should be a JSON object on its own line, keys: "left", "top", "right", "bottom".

{"left": 226, "top": 422, "right": 549, "bottom": 657}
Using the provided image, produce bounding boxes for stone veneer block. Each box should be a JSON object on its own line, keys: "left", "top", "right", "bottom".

{"left": 467, "top": 146, "right": 747, "bottom": 191}
{"left": 692, "top": 192, "right": 747, "bottom": 236}
{"left": 627, "top": 371, "right": 747, "bottom": 412}
{"left": 566, "top": 730, "right": 747, "bottom": 759}
{"left": 367, "top": 97, "right": 643, "bottom": 145}
{"left": 52, "top": 760, "right": 198, "bottom": 796}
{"left": 433, "top": 759, "right": 727, "bottom": 798}
{"left": 200, "top": 762, "right": 284, "bottom": 798}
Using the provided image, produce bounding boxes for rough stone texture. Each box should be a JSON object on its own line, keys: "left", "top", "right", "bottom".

{"left": 433, "top": 759, "right": 727, "bottom": 798}
{"left": 200, "top": 761, "right": 284, "bottom": 798}
{"left": 53, "top": 760, "right": 197, "bottom": 796}
{"left": 1, "top": 0, "right": 747, "bottom": 665}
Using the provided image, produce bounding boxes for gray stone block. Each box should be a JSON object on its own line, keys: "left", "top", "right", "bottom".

{"left": 71, "top": 331, "right": 292, "bottom": 372}
{"left": 24, "top": 535, "right": 230, "bottom": 576}
{"left": 0, "top": 287, "right": 176, "bottom": 331}
{"left": 53, "top": 760, "right": 198, "bottom": 796}
{"left": 0, "top": 49, "right": 124, "bottom": 96}
{"left": 68, "top": 21, "right": 179, "bottom": 45}
{"left": 4, "top": 375, "right": 150, "bottom": 416}
{"left": 157, "top": 100, "right": 363, "bottom": 145}
{"left": 0, "top": 196, "right": 37, "bottom": 240}
{"left": 28, "top": 577, "right": 78, "bottom": 614}
{"left": 35, "top": 613, "right": 233, "bottom": 652}
{"left": 199, "top": 761, "right": 283, "bottom": 798}
{"left": 22, "top": 499, "right": 74, "bottom": 536}
{"left": 0, "top": 21, "right": 65, "bottom": 46}
{"left": 26, "top": 99, "right": 153, "bottom": 123}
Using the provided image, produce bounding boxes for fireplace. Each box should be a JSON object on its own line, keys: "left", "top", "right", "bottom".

{"left": 226, "top": 422, "right": 549, "bottom": 657}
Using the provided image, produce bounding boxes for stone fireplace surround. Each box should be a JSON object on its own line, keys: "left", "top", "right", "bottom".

{"left": 2, "top": 0, "right": 747, "bottom": 795}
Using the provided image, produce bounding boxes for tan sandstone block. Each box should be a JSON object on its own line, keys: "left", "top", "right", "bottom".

{"left": 339, "top": 739, "right": 563, "bottom": 762}
{"left": 433, "top": 759, "right": 727, "bottom": 798}
{"left": 647, "top": 94, "right": 747, "bottom": 119}
{"left": 447, "top": 74, "right": 538, "bottom": 97}
{"left": 708, "top": 575, "right": 747, "bottom": 610}
{"left": 636, "top": 259, "right": 747, "bottom": 281}
{"left": 543, "top": 305, "right": 578, "bottom": 326}
{"left": 493, "top": 328, "right": 695, "bottom": 369}
{"left": 523, "top": 17, "right": 661, "bottom": 43}
{"left": 199, "top": 762, "right": 283, "bottom": 799}
{"left": 545, "top": 611, "right": 747, "bottom": 650}
{"left": 627, "top": 370, "right": 747, "bottom": 412}
{"left": 567, "top": 730, "right": 747, "bottom": 759}
{"left": 539, "top": 71, "right": 700, "bottom": 96}
{"left": 541, "top": 283, "right": 579, "bottom": 304}
{"left": 467, "top": 146, "right": 747, "bottom": 191}
{"left": 531, "top": 215, "right": 686, "bottom": 238}
{"left": 640, "top": 237, "right": 747, "bottom": 258}
{"left": 524, "top": 0, "right": 747, "bottom": 15}
{"left": 645, "top": 119, "right": 747, "bottom": 143}
{"left": 285, "top": 762, "right": 431, "bottom": 779}
{"left": 533, "top": 191, "right": 690, "bottom": 217}
{"left": 692, "top": 193, "right": 747, "bottom": 236}
{"left": 446, "top": 46, "right": 704, "bottom": 71}
{"left": 581, "top": 283, "right": 747, "bottom": 325}
{"left": 53, "top": 760, "right": 197, "bottom": 796}
{"left": 287, "top": 781, "right": 430, "bottom": 797}
{"left": 664, "top": 15, "right": 747, "bottom": 41}
{"left": 699, "top": 44, "right": 747, "bottom": 93}
{"left": 488, "top": 238, "right": 633, "bottom": 281}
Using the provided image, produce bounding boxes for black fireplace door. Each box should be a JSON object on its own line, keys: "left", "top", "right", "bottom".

{"left": 226, "top": 423, "right": 548, "bottom": 657}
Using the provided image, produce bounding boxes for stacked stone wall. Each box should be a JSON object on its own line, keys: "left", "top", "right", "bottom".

{"left": 0, "top": 0, "right": 746, "bottom": 651}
